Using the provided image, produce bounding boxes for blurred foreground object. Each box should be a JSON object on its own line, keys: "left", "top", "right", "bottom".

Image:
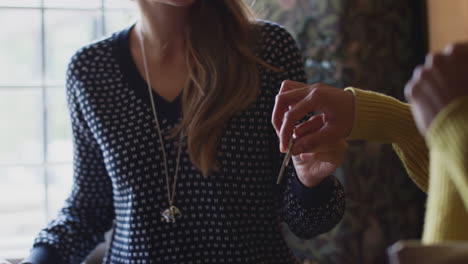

{"left": 388, "top": 241, "right": 468, "bottom": 264}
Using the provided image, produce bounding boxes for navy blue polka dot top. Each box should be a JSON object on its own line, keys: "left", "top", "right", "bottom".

{"left": 26, "top": 21, "right": 345, "bottom": 264}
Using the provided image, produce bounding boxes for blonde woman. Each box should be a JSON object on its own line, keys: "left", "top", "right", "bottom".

{"left": 22, "top": 1, "right": 346, "bottom": 263}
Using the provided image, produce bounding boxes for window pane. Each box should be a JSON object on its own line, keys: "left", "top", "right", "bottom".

{"left": 47, "top": 164, "right": 73, "bottom": 218}
{"left": 105, "top": 0, "right": 136, "bottom": 9}
{"left": 47, "top": 87, "right": 72, "bottom": 163}
{"left": 45, "top": 10, "right": 102, "bottom": 82}
{"left": 44, "top": 0, "right": 101, "bottom": 8}
{"left": 0, "top": 10, "right": 41, "bottom": 85}
{"left": 0, "top": 0, "right": 40, "bottom": 7}
{"left": 0, "top": 167, "right": 46, "bottom": 259}
{"left": 0, "top": 88, "right": 43, "bottom": 164}
{"left": 105, "top": 10, "right": 136, "bottom": 34}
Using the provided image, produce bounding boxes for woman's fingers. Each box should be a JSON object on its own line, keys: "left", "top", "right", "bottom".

{"left": 291, "top": 122, "right": 343, "bottom": 155}
{"left": 299, "top": 140, "right": 348, "bottom": 163}
{"left": 272, "top": 85, "right": 312, "bottom": 135}
{"left": 298, "top": 139, "right": 348, "bottom": 159}
{"left": 278, "top": 88, "right": 325, "bottom": 152}
{"left": 294, "top": 114, "right": 325, "bottom": 137}
{"left": 272, "top": 80, "right": 309, "bottom": 132}
{"left": 272, "top": 82, "right": 356, "bottom": 152}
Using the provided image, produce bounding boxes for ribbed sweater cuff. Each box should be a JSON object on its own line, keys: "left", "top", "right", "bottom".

{"left": 344, "top": 88, "right": 416, "bottom": 144}
{"left": 427, "top": 96, "right": 468, "bottom": 149}
{"left": 290, "top": 174, "right": 335, "bottom": 209}
{"left": 427, "top": 95, "right": 468, "bottom": 202}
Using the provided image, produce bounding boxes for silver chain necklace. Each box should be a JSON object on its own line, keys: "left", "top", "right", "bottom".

{"left": 137, "top": 28, "right": 183, "bottom": 223}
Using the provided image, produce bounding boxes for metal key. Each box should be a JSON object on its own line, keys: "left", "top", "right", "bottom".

{"left": 276, "top": 136, "right": 294, "bottom": 184}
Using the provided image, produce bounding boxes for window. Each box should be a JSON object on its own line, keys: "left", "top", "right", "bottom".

{"left": 0, "top": 0, "right": 136, "bottom": 259}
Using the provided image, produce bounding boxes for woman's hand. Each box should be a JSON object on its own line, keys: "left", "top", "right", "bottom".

{"left": 272, "top": 81, "right": 355, "bottom": 155}
{"left": 405, "top": 42, "right": 468, "bottom": 136}
{"left": 272, "top": 80, "right": 354, "bottom": 187}
{"left": 292, "top": 136, "right": 348, "bottom": 187}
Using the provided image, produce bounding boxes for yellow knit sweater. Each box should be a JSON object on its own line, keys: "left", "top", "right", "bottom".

{"left": 345, "top": 88, "right": 468, "bottom": 243}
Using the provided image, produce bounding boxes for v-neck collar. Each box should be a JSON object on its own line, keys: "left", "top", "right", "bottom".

{"left": 114, "top": 24, "right": 182, "bottom": 123}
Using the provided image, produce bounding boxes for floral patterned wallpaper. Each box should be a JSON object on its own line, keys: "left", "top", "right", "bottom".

{"left": 248, "top": 0, "right": 428, "bottom": 263}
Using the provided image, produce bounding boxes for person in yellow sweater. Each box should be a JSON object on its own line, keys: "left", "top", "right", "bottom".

{"left": 271, "top": 42, "right": 468, "bottom": 243}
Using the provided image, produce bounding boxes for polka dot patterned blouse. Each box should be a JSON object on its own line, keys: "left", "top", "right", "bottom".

{"left": 28, "top": 21, "right": 345, "bottom": 264}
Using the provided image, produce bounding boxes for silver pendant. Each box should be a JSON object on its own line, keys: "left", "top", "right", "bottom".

{"left": 161, "top": 205, "right": 182, "bottom": 223}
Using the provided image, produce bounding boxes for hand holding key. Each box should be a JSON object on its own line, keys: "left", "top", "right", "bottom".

{"left": 272, "top": 80, "right": 351, "bottom": 186}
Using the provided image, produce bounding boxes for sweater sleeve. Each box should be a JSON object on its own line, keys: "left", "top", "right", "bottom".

{"left": 427, "top": 95, "right": 468, "bottom": 209}
{"left": 26, "top": 51, "right": 115, "bottom": 264}
{"left": 422, "top": 96, "right": 468, "bottom": 242}
{"left": 345, "top": 88, "right": 430, "bottom": 192}
{"left": 267, "top": 23, "right": 345, "bottom": 239}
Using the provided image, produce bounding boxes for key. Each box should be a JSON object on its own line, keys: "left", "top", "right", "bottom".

{"left": 276, "top": 136, "right": 294, "bottom": 184}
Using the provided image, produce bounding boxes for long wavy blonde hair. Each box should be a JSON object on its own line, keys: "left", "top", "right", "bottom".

{"left": 178, "top": 0, "right": 263, "bottom": 176}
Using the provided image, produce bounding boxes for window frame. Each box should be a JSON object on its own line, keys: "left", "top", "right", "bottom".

{"left": 0, "top": 0, "right": 135, "bottom": 259}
